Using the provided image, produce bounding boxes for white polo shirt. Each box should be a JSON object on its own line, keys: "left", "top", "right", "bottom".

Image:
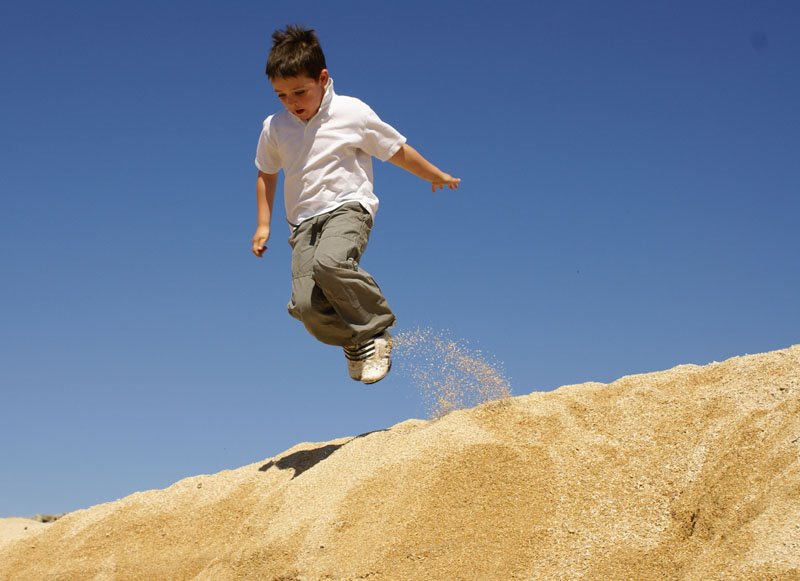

{"left": 255, "top": 79, "right": 406, "bottom": 226}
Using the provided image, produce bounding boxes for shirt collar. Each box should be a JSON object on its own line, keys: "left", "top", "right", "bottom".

{"left": 297, "top": 77, "right": 334, "bottom": 125}
{"left": 319, "top": 77, "right": 334, "bottom": 114}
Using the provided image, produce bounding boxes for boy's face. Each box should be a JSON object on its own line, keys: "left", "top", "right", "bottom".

{"left": 271, "top": 70, "right": 329, "bottom": 122}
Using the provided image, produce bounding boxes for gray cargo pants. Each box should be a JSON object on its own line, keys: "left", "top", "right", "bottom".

{"left": 287, "top": 202, "right": 395, "bottom": 347}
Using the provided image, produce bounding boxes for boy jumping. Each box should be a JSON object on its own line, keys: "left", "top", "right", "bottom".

{"left": 251, "top": 25, "right": 460, "bottom": 384}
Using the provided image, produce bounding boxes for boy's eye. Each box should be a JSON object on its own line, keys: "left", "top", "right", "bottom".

{"left": 294, "top": 90, "right": 305, "bottom": 96}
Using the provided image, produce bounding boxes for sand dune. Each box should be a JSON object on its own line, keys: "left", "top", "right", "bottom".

{"left": 0, "top": 518, "right": 48, "bottom": 551}
{"left": 1, "top": 345, "right": 798, "bottom": 580}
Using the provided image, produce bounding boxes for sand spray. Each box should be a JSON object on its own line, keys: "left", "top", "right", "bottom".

{"left": 393, "top": 327, "right": 512, "bottom": 418}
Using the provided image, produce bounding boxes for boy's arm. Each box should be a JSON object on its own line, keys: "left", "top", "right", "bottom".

{"left": 388, "top": 143, "right": 460, "bottom": 192}
{"left": 252, "top": 171, "right": 277, "bottom": 257}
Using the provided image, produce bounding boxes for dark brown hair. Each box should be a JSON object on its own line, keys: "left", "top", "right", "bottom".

{"left": 266, "top": 25, "right": 327, "bottom": 80}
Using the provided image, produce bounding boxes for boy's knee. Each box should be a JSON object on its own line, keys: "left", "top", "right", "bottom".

{"left": 288, "top": 293, "right": 311, "bottom": 321}
{"left": 312, "top": 254, "right": 355, "bottom": 285}
{"left": 289, "top": 284, "right": 329, "bottom": 324}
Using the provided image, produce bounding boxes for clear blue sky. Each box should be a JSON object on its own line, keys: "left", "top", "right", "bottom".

{"left": 2, "top": 1, "right": 798, "bottom": 516}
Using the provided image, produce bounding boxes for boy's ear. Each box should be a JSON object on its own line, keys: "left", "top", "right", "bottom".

{"left": 319, "top": 69, "right": 329, "bottom": 84}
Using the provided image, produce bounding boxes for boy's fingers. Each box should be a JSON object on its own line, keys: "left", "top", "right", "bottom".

{"left": 252, "top": 240, "right": 266, "bottom": 256}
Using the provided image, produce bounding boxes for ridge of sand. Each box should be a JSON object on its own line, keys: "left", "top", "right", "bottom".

{"left": 0, "top": 518, "right": 49, "bottom": 550}
{"left": 1, "top": 345, "right": 798, "bottom": 580}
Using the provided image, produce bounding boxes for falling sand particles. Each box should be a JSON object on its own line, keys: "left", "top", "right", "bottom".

{"left": 394, "top": 327, "right": 512, "bottom": 418}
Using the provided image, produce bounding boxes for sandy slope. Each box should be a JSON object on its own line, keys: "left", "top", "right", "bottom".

{"left": 0, "top": 518, "right": 48, "bottom": 550}
{"left": 1, "top": 345, "right": 798, "bottom": 580}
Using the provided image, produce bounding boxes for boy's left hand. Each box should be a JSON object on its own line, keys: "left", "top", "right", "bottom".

{"left": 432, "top": 174, "right": 461, "bottom": 192}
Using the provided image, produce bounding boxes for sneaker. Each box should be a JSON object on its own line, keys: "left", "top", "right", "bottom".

{"left": 343, "top": 343, "right": 366, "bottom": 381}
{"left": 343, "top": 331, "right": 393, "bottom": 385}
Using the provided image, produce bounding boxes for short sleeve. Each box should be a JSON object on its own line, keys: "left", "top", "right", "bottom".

{"left": 360, "top": 106, "right": 406, "bottom": 162}
{"left": 254, "top": 115, "right": 281, "bottom": 174}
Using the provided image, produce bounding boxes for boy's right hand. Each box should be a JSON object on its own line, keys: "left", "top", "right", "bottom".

{"left": 431, "top": 173, "right": 461, "bottom": 192}
{"left": 251, "top": 225, "right": 271, "bottom": 257}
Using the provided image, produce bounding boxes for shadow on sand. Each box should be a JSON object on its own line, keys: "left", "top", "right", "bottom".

{"left": 258, "top": 429, "right": 386, "bottom": 479}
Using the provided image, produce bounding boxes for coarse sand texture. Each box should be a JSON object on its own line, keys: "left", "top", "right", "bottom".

{"left": 1, "top": 345, "right": 799, "bottom": 579}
